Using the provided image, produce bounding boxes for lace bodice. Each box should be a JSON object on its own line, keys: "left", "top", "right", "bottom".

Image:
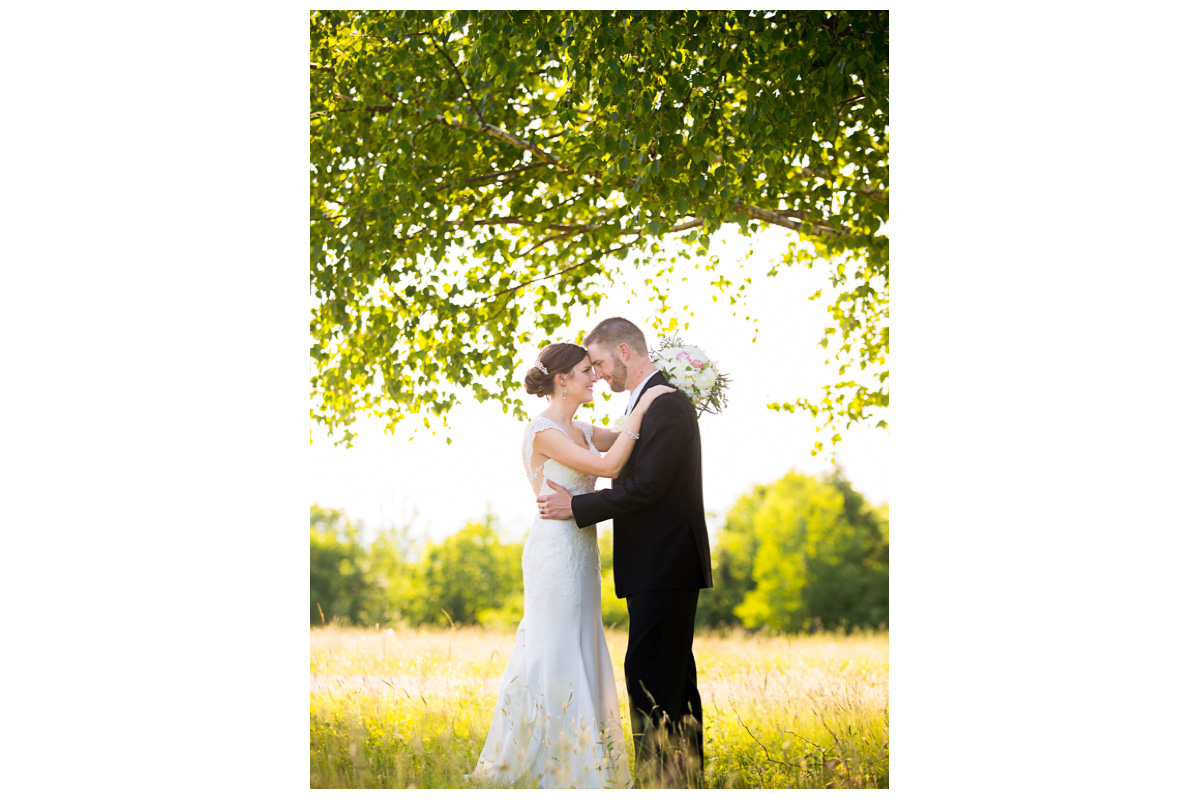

{"left": 523, "top": 417, "right": 598, "bottom": 496}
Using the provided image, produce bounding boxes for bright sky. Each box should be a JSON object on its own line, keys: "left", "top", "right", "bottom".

{"left": 310, "top": 226, "right": 889, "bottom": 543}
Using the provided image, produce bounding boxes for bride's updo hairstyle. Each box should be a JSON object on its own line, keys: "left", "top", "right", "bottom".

{"left": 524, "top": 342, "right": 588, "bottom": 397}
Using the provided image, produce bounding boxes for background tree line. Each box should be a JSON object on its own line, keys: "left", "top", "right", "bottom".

{"left": 311, "top": 469, "right": 887, "bottom": 634}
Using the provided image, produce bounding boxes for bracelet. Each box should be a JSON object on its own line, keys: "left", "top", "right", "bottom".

{"left": 616, "top": 422, "right": 640, "bottom": 440}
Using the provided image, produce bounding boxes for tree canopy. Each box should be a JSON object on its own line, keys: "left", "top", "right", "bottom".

{"left": 310, "top": 10, "right": 888, "bottom": 447}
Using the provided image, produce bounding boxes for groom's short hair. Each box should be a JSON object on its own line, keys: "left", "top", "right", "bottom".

{"left": 584, "top": 317, "right": 649, "bottom": 357}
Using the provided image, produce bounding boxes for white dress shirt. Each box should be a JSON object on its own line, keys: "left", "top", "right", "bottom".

{"left": 624, "top": 370, "right": 661, "bottom": 417}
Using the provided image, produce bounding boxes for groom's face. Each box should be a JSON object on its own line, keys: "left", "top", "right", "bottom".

{"left": 587, "top": 344, "right": 628, "bottom": 393}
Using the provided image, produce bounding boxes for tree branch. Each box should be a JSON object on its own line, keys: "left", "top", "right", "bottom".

{"left": 535, "top": 186, "right": 594, "bottom": 216}
{"left": 737, "top": 203, "right": 844, "bottom": 237}
{"left": 430, "top": 161, "right": 551, "bottom": 192}
{"left": 517, "top": 228, "right": 587, "bottom": 258}
{"left": 452, "top": 217, "right": 599, "bottom": 232}
{"left": 479, "top": 122, "right": 568, "bottom": 170}
{"left": 433, "top": 114, "right": 484, "bottom": 139}
{"left": 662, "top": 217, "right": 705, "bottom": 234}
{"left": 435, "top": 114, "right": 606, "bottom": 182}
{"left": 453, "top": 216, "right": 524, "bottom": 227}
{"left": 427, "top": 36, "right": 486, "bottom": 125}
{"left": 324, "top": 96, "right": 398, "bottom": 115}
{"left": 797, "top": 168, "right": 888, "bottom": 199}
{"left": 347, "top": 30, "right": 433, "bottom": 45}
{"left": 476, "top": 238, "right": 640, "bottom": 318}
{"left": 451, "top": 213, "right": 704, "bottom": 237}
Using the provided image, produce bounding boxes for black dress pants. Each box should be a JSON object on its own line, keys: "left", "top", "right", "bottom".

{"left": 624, "top": 588, "right": 704, "bottom": 787}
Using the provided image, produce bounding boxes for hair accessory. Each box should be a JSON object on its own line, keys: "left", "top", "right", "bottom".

{"left": 534, "top": 360, "right": 549, "bottom": 375}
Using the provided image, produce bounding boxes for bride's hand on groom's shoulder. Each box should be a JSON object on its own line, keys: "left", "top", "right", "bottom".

{"left": 635, "top": 385, "right": 676, "bottom": 413}
{"left": 537, "top": 479, "right": 575, "bottom": 521}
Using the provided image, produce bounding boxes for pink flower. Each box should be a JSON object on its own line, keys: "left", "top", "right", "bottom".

{"left": 675, "top": 352, "right": 703, "bottom": 369}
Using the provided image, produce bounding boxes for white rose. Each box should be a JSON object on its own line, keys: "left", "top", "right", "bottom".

{"left": 694, "top": 371, "right": 716, "bottom": 392}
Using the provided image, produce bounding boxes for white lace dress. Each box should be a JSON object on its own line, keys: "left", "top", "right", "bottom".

{"left": 470, "top": 417, "right": 632, "bottom": 789}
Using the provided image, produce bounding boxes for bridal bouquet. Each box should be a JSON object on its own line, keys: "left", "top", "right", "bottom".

{"left": 651, "top": 332, "right": 730, "bottom": 418}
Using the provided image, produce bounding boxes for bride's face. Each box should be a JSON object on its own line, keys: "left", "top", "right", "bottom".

{"left": 560, "top": 356, "right": 597, "bottom": 404}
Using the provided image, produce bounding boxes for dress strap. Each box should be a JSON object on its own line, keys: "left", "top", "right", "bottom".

{"left": 524, "top": 417, "right": 573, "bottom": 483}
{"left": 530, "top": 416, "right": 571, "bottom": 437}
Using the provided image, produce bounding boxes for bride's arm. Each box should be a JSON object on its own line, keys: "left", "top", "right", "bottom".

{"left": 534, "top": 386, "right": 674, "bottom": 478}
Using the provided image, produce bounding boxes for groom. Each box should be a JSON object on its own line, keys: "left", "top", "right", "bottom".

{"left": 538, "top": 317, "right": 712, "bottom": 788}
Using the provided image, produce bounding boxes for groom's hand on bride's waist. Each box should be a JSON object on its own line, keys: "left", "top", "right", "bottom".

{"left": 537, "top": 480, "right": 575, "bottom": 521}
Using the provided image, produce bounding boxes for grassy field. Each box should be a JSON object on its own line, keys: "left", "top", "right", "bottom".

{"left": 310, "top": 624, "right": 888, "bottom": 789}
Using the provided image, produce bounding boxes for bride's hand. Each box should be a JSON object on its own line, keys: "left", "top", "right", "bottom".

{"left": 633, "top": 385, "right": 676, "bottom": 416}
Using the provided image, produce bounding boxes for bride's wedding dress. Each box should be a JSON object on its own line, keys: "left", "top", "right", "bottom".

{"left": 470, "top": 417, "right": 632, "bottom": 789}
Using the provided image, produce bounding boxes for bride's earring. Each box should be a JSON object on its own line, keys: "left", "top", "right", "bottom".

{"left": 562, "top": 389, "right": 567, "bottom": 399}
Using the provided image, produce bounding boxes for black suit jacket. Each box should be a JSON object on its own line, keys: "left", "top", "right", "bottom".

{"left": 572, "top": 372, "right": 713, "bottom": 598}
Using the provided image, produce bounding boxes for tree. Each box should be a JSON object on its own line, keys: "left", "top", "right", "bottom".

{"left": 696, "top": 485, "right": 766, "bottom": 629}
{"left": 310, "top": 10, "right": 889, "bottom": 449}
{"left": 357, "top": 519, "right": 421, "bottom": 625}
{"left": 403, "top": 515, "right": 524, "bottom": 627}
{"left": 310, "top": 505, "right": 425, "bottom": 627}
{"left": 734, "top": 471, "right": 888, "bottom": 632}
{"left": 310, "top": 505, "right": 376, "bottom": 625}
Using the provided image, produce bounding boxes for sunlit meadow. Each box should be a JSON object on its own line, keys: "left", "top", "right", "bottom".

{"left": 310, "top": 624, "right": 888, "bottom": 788}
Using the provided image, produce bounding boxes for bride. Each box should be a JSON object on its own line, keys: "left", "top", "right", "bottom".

{"left": 469, "top": 342, "right": 674, "bottom": 789}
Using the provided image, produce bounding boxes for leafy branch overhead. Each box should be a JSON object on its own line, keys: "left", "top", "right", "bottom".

{"left": 310, "top": 10, "right": 888, "bottom": 448}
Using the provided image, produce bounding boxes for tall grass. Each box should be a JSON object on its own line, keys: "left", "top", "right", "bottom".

{"left": 310, "top": 624, "right": 888, "bottom": 789}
